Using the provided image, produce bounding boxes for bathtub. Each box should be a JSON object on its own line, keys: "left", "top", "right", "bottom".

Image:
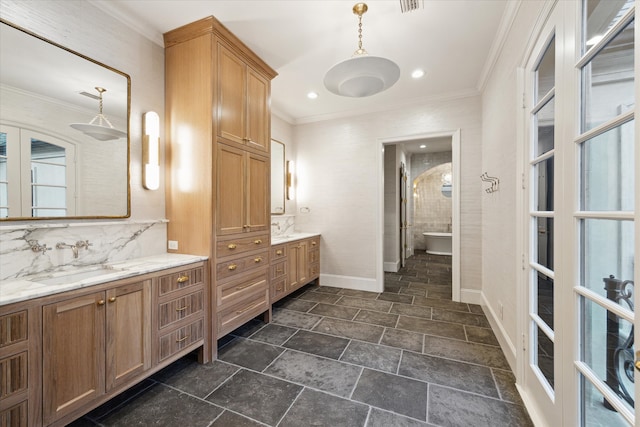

{"left": 423, "top": 232, "right": 452, "bottom": 256}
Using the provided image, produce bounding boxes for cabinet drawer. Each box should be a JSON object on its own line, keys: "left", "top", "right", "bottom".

{"left": 158, "top": 318, "right": 204, "bottom": 363}
{"left": 216, "top": 250, "right": 269, "bottom": 280}
{"left": 158, "top": 266, "right": 204, "bottom": 297}
{"left": 309, "top": 247, "right": 320, "bottom": 265}
{"left": 271, "top": 260, "right": 287, "bottom": 280}
{"left": 0, "top": 311, "right": 27, "bottom": 348}
{"left": 310, "top": 263, "right": 320, "bottom": 278}
{"left": 217, "top": 234, "right": 269, "bottom": 258}
{"left": 271, "top": 278, "right": 287, "bottom": 300}
{"left": 217, "top": 289, "right": 269, "bottom": 336}
{"left": 308, "top": 237, "right": 320, "bottom": 249}
{"left": 217, "top": 270, "right": 268, "bottom": 308}
{"left": 157, "top": 291, "right": 204, "bottom": 330}
{"left": 0, "top": 351, "right": 27, "bottom": 400}
{"left": 0, "top": 400, "right": 27, "bottom": 427}
{"left": 271, "top": 244, "right": 286, "bottom": 261}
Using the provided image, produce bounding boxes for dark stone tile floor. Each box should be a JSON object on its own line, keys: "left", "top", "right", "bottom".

{"left": 70, "top": 253, "right": 532, "bottom": 427}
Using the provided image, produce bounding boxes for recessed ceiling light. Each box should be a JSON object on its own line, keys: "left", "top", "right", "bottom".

{"left": 307, "top": 91, "right": 318, "bottom": 99}
{"left": 411, "top": 69, "right": 425, "bottom": 79}
{"left": 419, "top": 144, "right": 426, "bottom": 148}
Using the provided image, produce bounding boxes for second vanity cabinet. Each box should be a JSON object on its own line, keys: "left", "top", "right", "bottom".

{"left": 271, "top": 235, "right": 321, "bottom": 303}
{"left": 42, "top": 280, "right": 151, "bottom": 425}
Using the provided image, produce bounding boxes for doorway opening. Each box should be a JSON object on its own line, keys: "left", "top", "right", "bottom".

{"left": 378, "top": 130, "right": 460, "bottom": 301}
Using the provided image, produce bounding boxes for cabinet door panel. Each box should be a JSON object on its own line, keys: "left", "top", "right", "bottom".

{"left": 43, "top": 292, "right": 105, "bottom": 424}
{"left": 106, "top": 281, "right": 151, "bottom": 390}
{"left": 217, "top": 144, "right": 246, "bottom": 235}
{"left": 247, "top": 153, "right": 269, "bottom": 232}
{"left": 246, "top": 68, "right": 269, "bottom": 152}
{"left": 217, "top": 43, "right": 246, "bottom": 145}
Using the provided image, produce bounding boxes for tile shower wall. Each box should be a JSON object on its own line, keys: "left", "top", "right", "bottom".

{"left": 413, "top": 163, "right": 453, "bottom": 251}
{"left": 410, "top": 152, "right": 452, "bottom": 250}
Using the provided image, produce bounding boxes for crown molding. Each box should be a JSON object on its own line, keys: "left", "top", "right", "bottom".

{"left": 87, "top": 0, "right": 164, "bottom": 46}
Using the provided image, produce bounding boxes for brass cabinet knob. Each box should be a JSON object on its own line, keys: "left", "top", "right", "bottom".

{"left": 228, "top": 264, "right": 237, "bottom": 271}
{"left": 254, "top": 239, "right": 262, "bottom": 245}
{"left": 177, "top": 275, "right": 189, "bottom": 283}
{"left": 97, "top": 299, "right": 105, "bottom": 306}
{"left": 276, "top": 250, "right": 283, "bottom": 255}
{"left": 311, "top": 241, "right": 317, "bottom": 246}
{"left": 108, "top": 297, "right": 116, "bottom": 303}
{"left": 254, "top": 257, "right": 262, "bottom": 263}
{"left": 635, "top": 361, "right": 640, "bottom": 371}
{"left": 227, "top": 243, "right": 237, "bottom": 250}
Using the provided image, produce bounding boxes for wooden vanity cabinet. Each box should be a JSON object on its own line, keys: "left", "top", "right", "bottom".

{"left": 270, "top": 236, "right": 321, "bottom": 304}
{"left": 164, "top": 16, "right": 276, "bottom": 354}
{"left": 42, "top": 280, "right": 151, "bottom": 425}
{"left": 0, "top": 305, "right": 38, "bottom": 427}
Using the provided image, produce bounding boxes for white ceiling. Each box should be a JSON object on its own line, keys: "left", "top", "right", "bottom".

{"left": 93, "top": 0, "right": 515, "bottom": 126}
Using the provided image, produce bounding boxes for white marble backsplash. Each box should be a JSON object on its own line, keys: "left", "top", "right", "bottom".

{"left": 270, "top": 215, "right": 295, "bottom": 237}
{"left": 0, "top": 220, "right": 167, "bottom": 281}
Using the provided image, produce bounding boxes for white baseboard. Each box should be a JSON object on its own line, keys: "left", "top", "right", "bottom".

{"left": 516, "top": 383, "right": 550, "bottom": 427}
{"left": 319, "top": 274, "right": 383, "bottom": 293}
{"left": 459, "top": 288, "right": 482, "bottom": 305}
{"left": 481, "top": 291, "right": 517, "bottom": 373}
{"left": 383, "top": 261, "right": 400, "bottom": 272}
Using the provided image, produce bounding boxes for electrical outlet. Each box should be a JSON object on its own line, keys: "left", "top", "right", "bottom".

{"left": 168, "top": 240, "right": 178, "bottom": 250}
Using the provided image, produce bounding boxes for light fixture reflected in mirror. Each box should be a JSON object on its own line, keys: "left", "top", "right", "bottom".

{"left": 286, "top": 160, "right": 294, "bottom": 200}
{"left": 324, "top": 3, "right": 400, "bottom": 97}
{"left": 142, "top": 111, "right": 160, "bottom": 190}
{"left": 70, "top": 87, "right": 126, "bottom": 141}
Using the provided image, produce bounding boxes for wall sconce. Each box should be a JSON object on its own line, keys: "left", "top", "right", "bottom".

{"left": 142, "top": 111, "right": 160, "bottom": 190}
{"left": 286, "top": 160, "right": 294, "bottom": 200}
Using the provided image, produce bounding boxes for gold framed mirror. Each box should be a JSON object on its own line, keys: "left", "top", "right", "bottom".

{"left": 0, "top": 19, "right": 131, "bottom": 220}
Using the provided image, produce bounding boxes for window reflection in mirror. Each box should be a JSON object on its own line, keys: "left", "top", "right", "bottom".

{"left": 271, "top": 140, "right": 285, "bottom": 214}
{"left": 0, "top": 19, "right": 130, "bottom": 220}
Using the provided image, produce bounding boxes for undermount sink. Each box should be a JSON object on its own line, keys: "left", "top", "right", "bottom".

{"left": 31, "top": 266, "right": 124, "bottom": 286}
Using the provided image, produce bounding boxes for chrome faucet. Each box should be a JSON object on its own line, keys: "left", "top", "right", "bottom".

{"left": 56, "top": 240, "right": 92, "bottom": 258}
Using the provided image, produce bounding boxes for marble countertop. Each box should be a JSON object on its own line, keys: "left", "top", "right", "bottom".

{"left": 0, "top": 253, "right": 208, "bottom": 306}
{"left": 271, "top": 232, "right": 320, "bottom": 245}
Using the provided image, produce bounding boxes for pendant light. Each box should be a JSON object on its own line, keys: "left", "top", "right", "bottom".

{"left": 70, "top": 87, "right": 126, "bottom": 141}
{"left": 324, "top": 3, "right": 400, "bottom": 97}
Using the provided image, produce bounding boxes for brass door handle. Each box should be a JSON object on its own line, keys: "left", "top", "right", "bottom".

{"left": 176, "top": 335, "right": 189, "bottom": 343}
{"left": 176, "top": 306, "right": 187, "bottom": 312}
{"left": 177, "top": 275, "right": 189, "bottom": 283}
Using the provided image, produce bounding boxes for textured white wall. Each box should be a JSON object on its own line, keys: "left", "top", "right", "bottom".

{"left": 0, "top": 0, "right": 167, "bottom": 276}
{"left": 481, "top": 0, "right": 547, "bottom": 359}
{"left": 293, "top": 96, "right": 482, "bottom": 293}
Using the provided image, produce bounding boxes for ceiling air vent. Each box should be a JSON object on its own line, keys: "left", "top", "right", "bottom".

{"left": 399, "top": 0, "right": 423, "bottom": 13}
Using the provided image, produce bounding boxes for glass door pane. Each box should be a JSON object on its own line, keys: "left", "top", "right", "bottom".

{"left": 530, "top": 34, "right": 556, "bottom": 394}
{"left": 578, "top": 2, "right": 635, "bottom": 425}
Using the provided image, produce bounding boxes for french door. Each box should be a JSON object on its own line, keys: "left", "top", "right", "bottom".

{"left": 521, "top": 1, "right": 638, "bottom": 425}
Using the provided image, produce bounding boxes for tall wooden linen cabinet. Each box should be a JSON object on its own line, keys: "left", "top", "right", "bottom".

{"left": 164, "top": 17, "right": 277, "bottom": 358}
